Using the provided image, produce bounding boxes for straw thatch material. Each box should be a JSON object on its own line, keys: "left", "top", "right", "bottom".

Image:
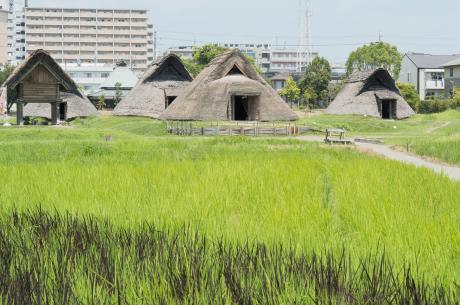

{"left": 2, "top": 49, "right": 98, "bottom": 119}
{"left": 24, "top": 92, "right": 98, "bottom": 119}
{"left": 326, "top": 69, "right": 415, "bottom": 119}
{"left": 113, "top": 54, "right": 192, "bottom": 118}
{"left": 160, "top": 50, "right": 298, "bottom": 121}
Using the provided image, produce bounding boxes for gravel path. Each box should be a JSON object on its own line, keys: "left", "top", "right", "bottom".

{"left": 297, "top": 136, "right": 460, "bottom": 182}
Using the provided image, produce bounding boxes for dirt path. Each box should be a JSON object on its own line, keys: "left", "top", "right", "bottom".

{"left": 297, "top": 136, "right": 460, "bottom": 182}
{"left": 426, "top": 121, "right": 451, "bottom": 134}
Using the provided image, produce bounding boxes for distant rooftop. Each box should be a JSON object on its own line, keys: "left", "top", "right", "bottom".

{"left": 441, "top": 58, "right": 460, "bottom": 67}
{"left": 405, "top": 53, "right": 460, "bottom": 69}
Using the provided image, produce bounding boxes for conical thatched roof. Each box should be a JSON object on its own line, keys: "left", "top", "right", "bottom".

{"left": 160, "top": 50, "right": 298, "bottom": 121}
{"left": 326, "top": 69, "right": 415, "bottom": 119}
{"left": 113, "top": 54, "right": 192, "bottom": 118}
{"left": 2, "top": 49, "right": 98, "bottom": 119}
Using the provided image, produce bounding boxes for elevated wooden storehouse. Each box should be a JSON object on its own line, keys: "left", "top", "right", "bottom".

{"left": 114, "top": 54, "right": 193, "bottom": 118}
{"left": 326, "top": 69, "right": 415, "bottom": 119}
{"left": 160, "top": 50, "right": 298, "bottom": 121}
{"left": 2, "top": 49, "right": 97, "bottom": 125}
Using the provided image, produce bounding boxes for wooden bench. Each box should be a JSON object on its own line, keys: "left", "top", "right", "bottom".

{"left": 324, "top": 129, "right": 353, "bottom": 145}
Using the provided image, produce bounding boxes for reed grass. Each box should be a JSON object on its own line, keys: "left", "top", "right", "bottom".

{"left": 0, "top": 209, "right": 458, "bottom": 305}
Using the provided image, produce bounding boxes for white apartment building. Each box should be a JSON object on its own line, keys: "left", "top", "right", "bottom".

{"left": 0, "top": 0, "right": 27, "bottom": 65}
{"left": 166, "top": 44, "right": 318, "bottom": 73}
{"left": 399, "top": 53, "right": 460, "bottom": 100}
{"left": 24, "top": 7, "right": 154, "bottom": 72}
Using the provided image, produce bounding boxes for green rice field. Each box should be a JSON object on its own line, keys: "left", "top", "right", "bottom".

{"left": 0, "top": 115, "right": 460, "bottom": 303}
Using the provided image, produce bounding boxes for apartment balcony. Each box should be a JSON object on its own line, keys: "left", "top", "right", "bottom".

{"left": 44, "top": 45, "right": 64, "bottom": 51}
{"left": 26, "top": 11, "right": 46, "bottom": 17}
{"left": 113, "top": 30, "right": 131, "bottom": 35}
{"left": 44, "top": 20, "right": 63, "bottom": 26}
{"left": 113, "top": 12, "right": 132, "bottom": 18}
{"left": 97, "top": 30, "right": 114, "bottom": 35}
{"left": 426, "top": 80, "right": 445, "bottom": 90}
{"left": 63, "top": 45, "right": 79, "bottom": 51}
{"left": 130, "top": 38, "right": 147, "bottom": 44}
{"left": 26, "top": 28, "right": 44, "bottom": 34}
{"left": 130, "top": 30, "right": 146, "bottom": 35}
{"left": 79, "top": 45, "right": 96, "bottom": 51}
{"left": 98, "top": 54, "right": 116, "bottom": 60}
{"left": 42, "top": 12, "right": 63, "bottom": 18}
{"left": 43, "top": 28, "right": 62, "bottom": 34}
{"left": 63, "top": 37, "right": 80, "bottom": 43}
{"left": 79, "top": 11, "right": 98, "bottom": 18}
{"left": 97, "top": 11, "right": 115, "bottom": 18}
{"left": 62, "top": 21, "right": 80, "bottom": 26}
{"left": 26, "top": 19, "right": 44, "bottom": 25}
{"left": 63, "top": 28, "right": 80, "bottom": 34}
{"left": 62, "top": 12, "right": 80, "bottom": 18}
{"left": 41, "top": 36, "right": 59, "bottom": 42}
{"left": 97, "top": 46, "right": 115, "bottom": 52}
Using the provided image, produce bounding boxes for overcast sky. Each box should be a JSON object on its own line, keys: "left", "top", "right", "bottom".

{"left": 31, "top": 0, "right": 460, "bottom": 63}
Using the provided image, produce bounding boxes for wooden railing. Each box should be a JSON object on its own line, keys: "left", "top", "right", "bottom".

{"left": 166, "top": 121, "right": 313, "bottom": 137}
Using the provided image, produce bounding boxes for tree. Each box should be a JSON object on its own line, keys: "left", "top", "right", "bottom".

{"left": 0, "top": 64, "right": 16, "bottom": 112}
{"left": 182, "top": 58, "right": 202, "bottom": 78}
{"left": 114, "top": 82, "right": 123, "bottom": 107}
{"left": 183, "top": 44, "right": 261, "bottom": 77}
{"left": 303, "top": 87, "right": 317, "bottom": 110}
{"left": 346, "top": 42, "right": 402, "bottom": 78}
{"left": 397, "top": 82, "right": 420, "bottom": 113}
{"left": 97, "top": 94, "right": 106, "bottom": 110}
{"left": 280, "top": 77, "right": 301, "bottom": 105}
{"left": 299, "top": 57, "right": 331, "bottom": 107}
{"left": 193, "top": 44, "right": 229, "bottom": 66}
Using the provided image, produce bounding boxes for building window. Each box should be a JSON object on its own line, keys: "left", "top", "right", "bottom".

{"left": 407, "top": 72, "right": 411, "bottom": 82}
{"left": 450, "top": 68, "right": 454, "bottom": 78}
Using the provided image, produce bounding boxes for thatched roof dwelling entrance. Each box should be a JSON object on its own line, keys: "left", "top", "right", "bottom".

{"left": 160, "top": 50, "right": 298, "bottom": 121}
{"left": 2, "top": 49, "right": 97, "bottom": 125}
{"left": 113, "top": 54, "right": 192, "bottom": 118}
{"left": 326, "top": 69, "right": 415, "bottom": 119}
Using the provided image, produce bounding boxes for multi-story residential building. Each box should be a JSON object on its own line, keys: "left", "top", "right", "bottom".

{"left": 0, "top": 9, "right": 8, "bottom": 65}
{"left": 24, "top": 7, "right": 154, "bottom": 72}
{"left": 62, "top": 64, "right": 115, "bottom": 93}
{"left": 0, "top": 0, "right": 27, "bottom": 65}
{"left": 442, "top": 59, "right": 460, "bottom": 96}
{"left": 166, "top": 44, "right": 319, "bottom": 74}
{"left": 398, "top": 53, "right": 460, "bottom": 100}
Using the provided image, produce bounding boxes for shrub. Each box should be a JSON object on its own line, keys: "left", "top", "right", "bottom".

{"left": 419, "top": 98, "right": 453, "bottom": 114}
{"left": 397, "top": 82, "right": 420, "bottom": 112}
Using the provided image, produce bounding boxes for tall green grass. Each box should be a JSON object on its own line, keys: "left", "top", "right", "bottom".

{"left": 0, "top": 209, "right": 457, "bottom": 305}
{"left": 0, "top": 134, "right": 459, "bottom": 288}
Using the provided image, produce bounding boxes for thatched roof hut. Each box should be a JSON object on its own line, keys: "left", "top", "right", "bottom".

{"left": 160, "top": 50, "right": 298, "bottom": 121}
{"left": 326, "top": 69, "right": 415, "bottom": 119}
{"left": 113, "top": 54, "right": 192, "bottom": 118}
{"left": 2, "top": 49, "right": 97, "bottom": 123}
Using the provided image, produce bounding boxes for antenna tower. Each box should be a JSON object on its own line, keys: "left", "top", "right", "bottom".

{"left": 297, "top": 0, "right": 312, "bottom": 73}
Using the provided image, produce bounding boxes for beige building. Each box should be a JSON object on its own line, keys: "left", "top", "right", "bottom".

{"left": 24, "top": 7, "right": 154, "bottom": 72}
{"left": 0, "top": 9, "right": 8, "bottom": 65}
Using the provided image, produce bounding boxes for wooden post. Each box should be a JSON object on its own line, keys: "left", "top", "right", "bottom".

{"left": 16, "top": 100, "right": 23, "bottom": 126}
{"left": 51, "top": 102, "right": 59, "bottom": 125}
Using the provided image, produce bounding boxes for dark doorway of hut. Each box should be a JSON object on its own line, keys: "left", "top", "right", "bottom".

{"left": 59, "top": 103, "right": 67, "bottom": 121}
{"left": 232, "top": 96, "right": 249, "bottom": 121}
{"left": 166, "top": 96, "right": 177, "bottom": 108}
{"left": 381, "top": 99, "right": 396, "bottom": 119}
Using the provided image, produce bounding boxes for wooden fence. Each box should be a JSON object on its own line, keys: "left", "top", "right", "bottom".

{"left": 166, "top": 121, "right": 313, "bottom": 137}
